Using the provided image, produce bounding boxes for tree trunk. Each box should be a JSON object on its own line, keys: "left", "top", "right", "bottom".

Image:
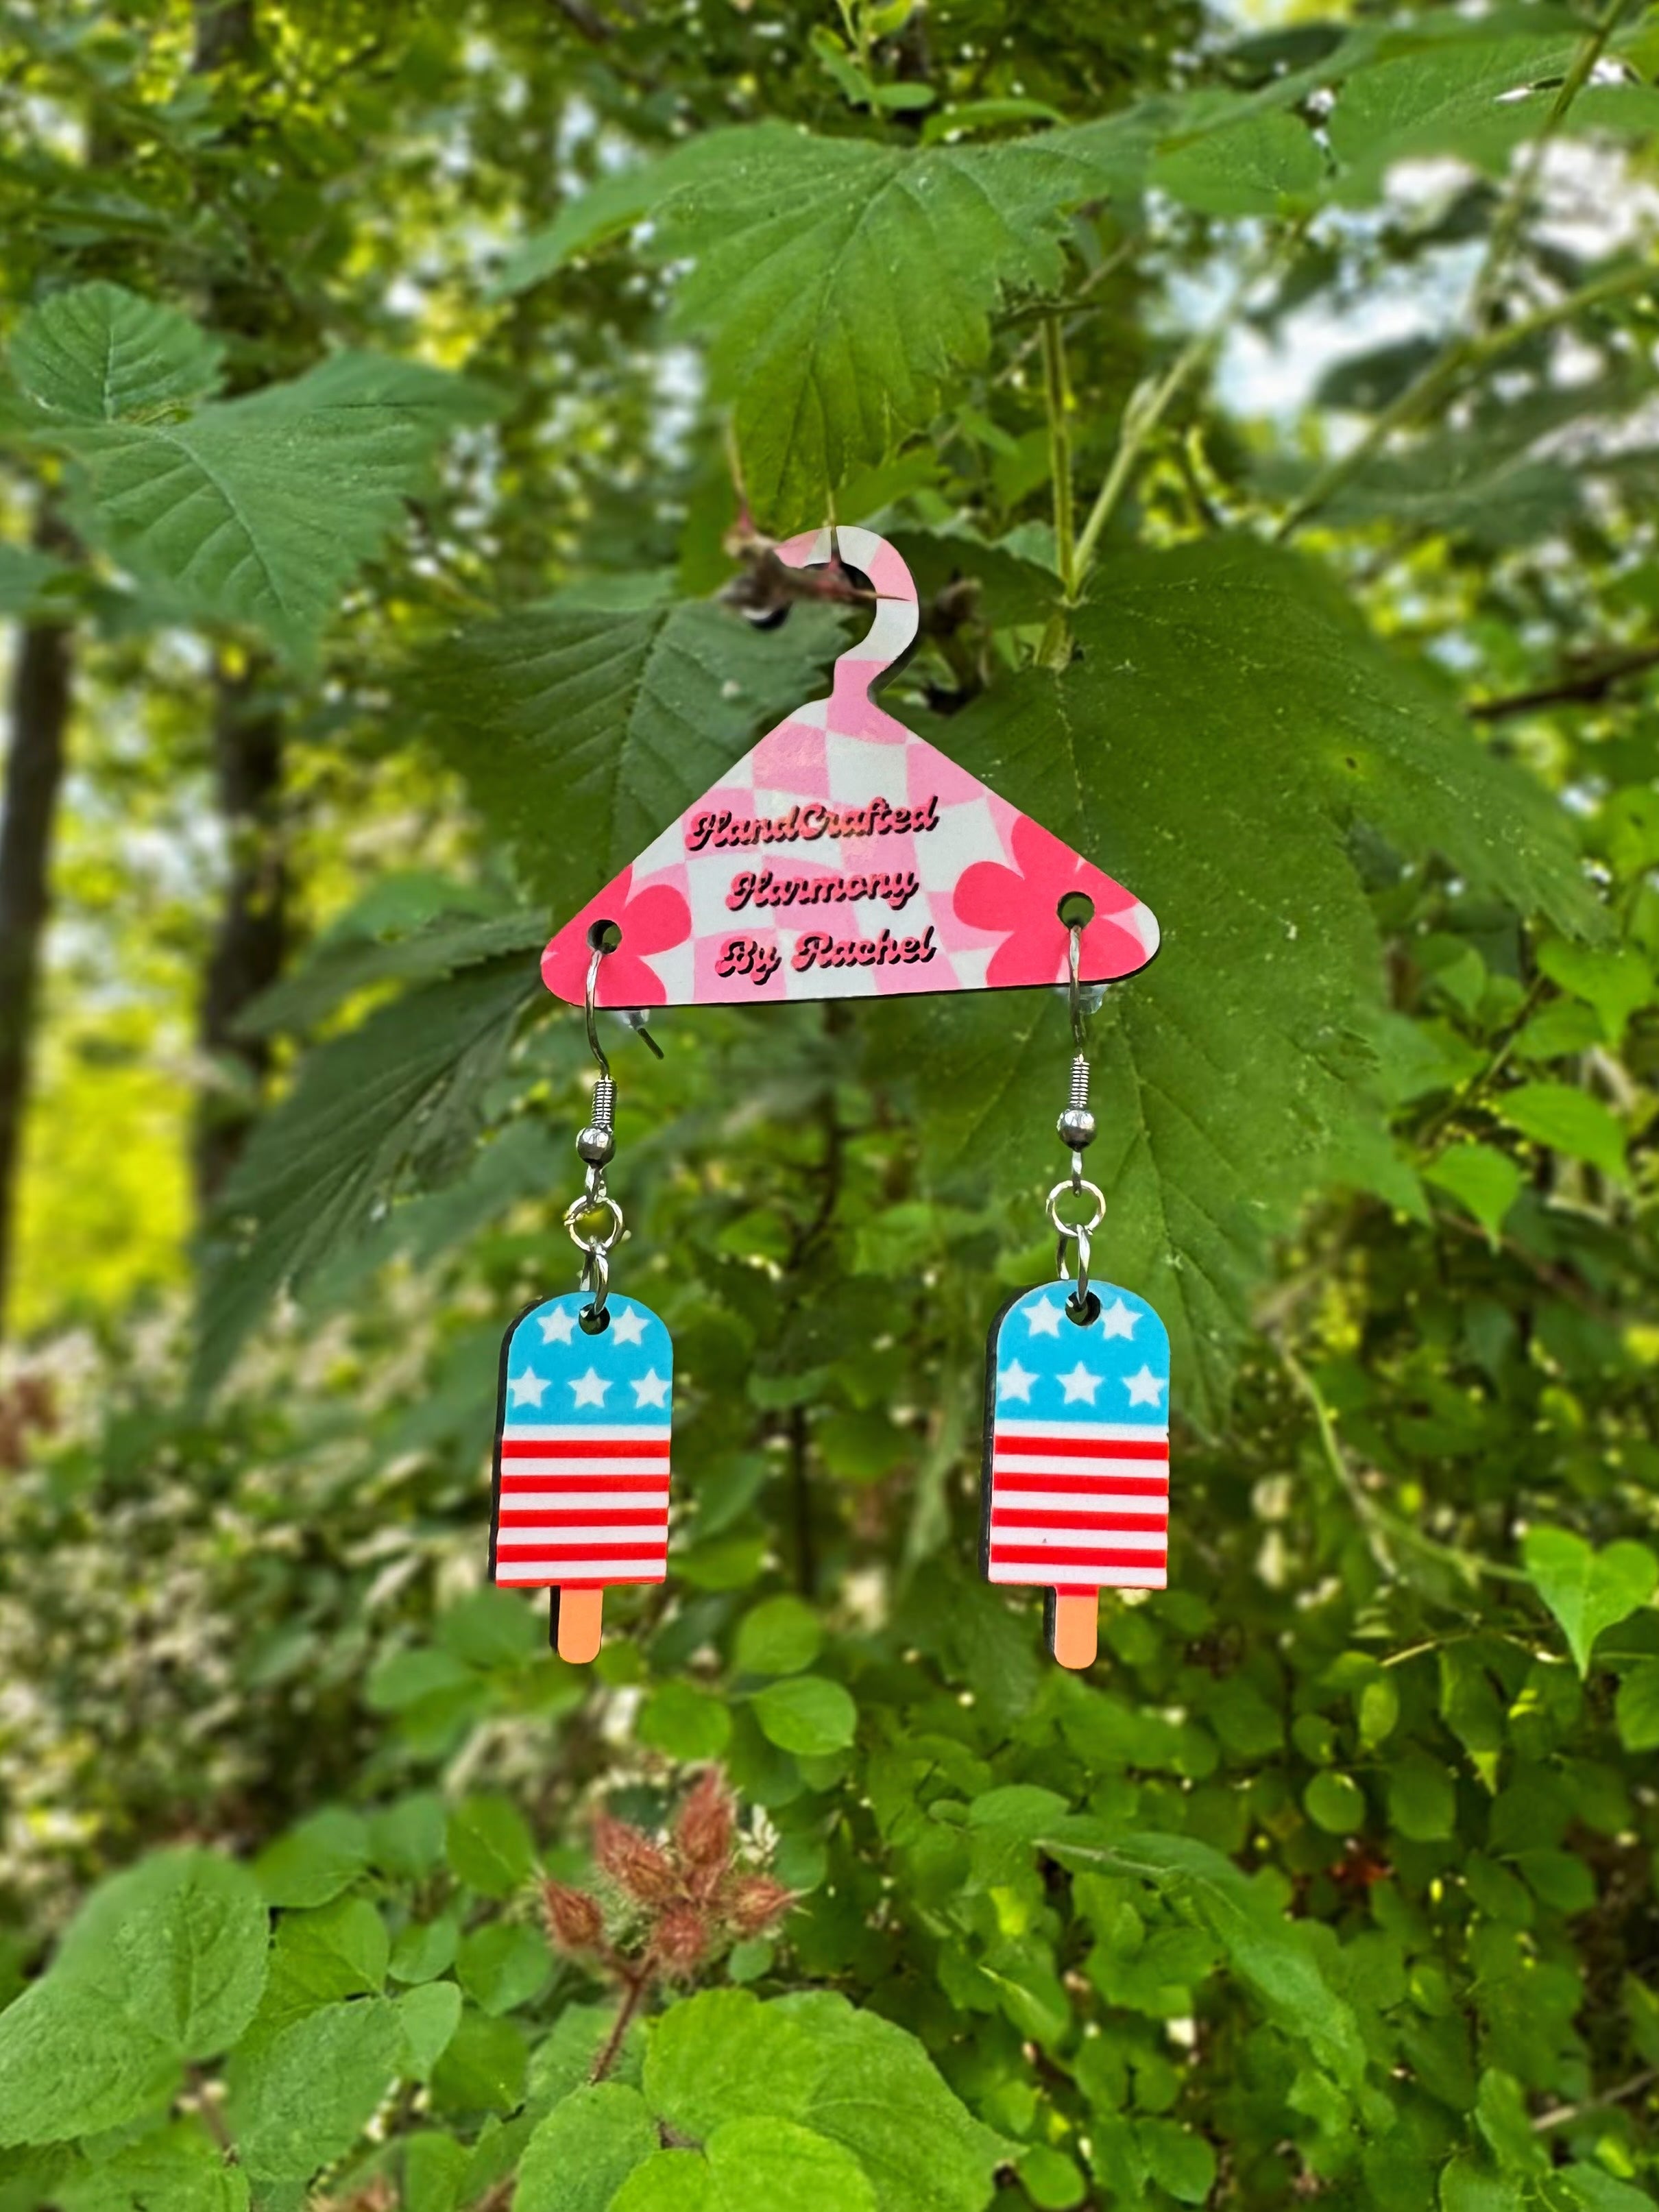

{"left": 195, "top": 663, "right": 285, "bottom": 1205}
{"left": 0, "top": 585, "right": 73, "bottom": 1334}
{"left": 190, "top": 0, "right": 286, "bottom": 1209}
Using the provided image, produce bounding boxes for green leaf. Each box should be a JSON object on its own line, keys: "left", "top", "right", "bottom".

{"left": 0, "top": 1982, "right": 177, "bottom": 2148}
{"left": 428, "top": 2006, "right": 527, "bottom": 2117}
{"left": 0, "top": 540, "right": 69, "bottom": 616}
{"left": 10, "top": 282, "right": 223, "bottom": 423}
{"left": 1440, "top": 2156, "right": 1526, "bottom": 2212}
{"left": 735, "top": 1597, "right": 823, "bottom": 1677}
{"left": 751, "top": 1675, "right": 858, "bottom": 1756}
{"left": 620, "top": 2119, "right": 877, "bottom": 2212}
{"left": 390, "top": 1917, "right": 461, "bottom": 1987}
{"left": 58, "top": 2123, "right": 249, "bottom": 2212}
{"left": 1499, "top": 1082, "right": 1627, "bottom": 1182}
{"left": 402, "top": 2133, "right": 470, "bottom": 2212}
{"left": 369, "top": 1794, "right": 450, "bottom": 1879}
{"left": 515, "top": 2083, "right": 659, "bottom": 2212}
{"left": 1559, "top": 2166, "right": 1659, "bottom": 2212}
{"left": 902, "top": 537, "right": 1591, "bottom": 1426}
{"left": 1616, "top": 1659, "right": 1659, "bottom": 1752}
{"left": 646, "top": 1991, "right": 821, "bottom": 2139}
{"left": 55, "top": 351, "right": 493, "bottom": 660}
{"left": 456, "top": 1923, "right": 550, "bottom": 2016}
{"left": 193, "top": 955, "right": 536, "bottom": 1397}
{"left": 423, "top": 597, "right": 846, "bottom": 908}
{"left": 1536, "top": 939, "right": 1655, "bottom": 1045}
{"left": 445, "top": 1795, "right": 536, "bottom": 1898}
{"left": 398, "top": 1980, "right": 463, "bottom": 2078}
{"left": 638, "top": 1680, "right": 734, "bottom": 1761}
{"left": 587, "top": 119, "right": 1158, "bottom": 525}
{"left": 0, "top": 1849, "right": 271, "bottom": 2145}
{"left": 1305, "top": 1771, "right": 1367, "bottom": 1836}
{"left": 1329, "top": 32, "right": 1584, "bottom": 193}
{"left": 227, "top": 1997, "right": 402, "bottom": 2178}
{"left": 438, "top": 1587, "right": 544, "bottom": 1669}
{"left": 1138, "top": 2118, "right": 1218, "bottom": 2205}
{"left": 254, "top": 1809, "right": 370, "bottom": 1908}
{"left": 262, "top": 1897, "right": 387, "bottom": 2021}
{"left": 1422, "top": 1144, "right": 1521, "bottom": 1246}
{"left": 770, "top": 1991, "right": 1007, "bottom": 2212}
{"left": 644, "top": 1990, "right": 1004, "bottom": 2211}
{"left": 57, "top": 1849, "right": 270, "bottom": 2056}
{"left": 1523, "top": 1527, "right": 1658, "bottom": 1674}
{"left": 1388, "top": 1752, "right": 1457, "bottom": 1843}
{"left": 1051, "top": 1830, "right": 1366, "bottom": 2093}
{"left": 1150, "top": 110, "right": 1324, "bottom": 216}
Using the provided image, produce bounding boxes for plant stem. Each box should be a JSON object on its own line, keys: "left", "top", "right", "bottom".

{"left": 1470, "top": 0, "right": 1630, "bottom": 333}
{"left": 591, "top": 1969, "right": 649, "bottom": 2082}
{"left": 1073, "top": 226, "right": 1297, "bottom": 596}
{"left": 1041, "top": 313, "right": 1078, "bottom": 600}
{"left": 1279, "top": 3, "right": 1636, "bottom": 543}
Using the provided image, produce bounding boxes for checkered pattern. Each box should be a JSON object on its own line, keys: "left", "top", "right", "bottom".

{"left": 542, "top": 527, "right": 1160, "bottom": 1010}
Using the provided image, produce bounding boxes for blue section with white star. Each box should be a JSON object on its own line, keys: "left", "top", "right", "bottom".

{"left": 991, "top": 1282, "right": 1169, "bottom": 1422}
{"left": 500, "top": 1293, "right": 673, "bottom": 1426}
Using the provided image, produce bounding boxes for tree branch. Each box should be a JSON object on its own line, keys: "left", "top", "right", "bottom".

{"left": 1468, "top": 643, "right": 1659, "bottom": 720}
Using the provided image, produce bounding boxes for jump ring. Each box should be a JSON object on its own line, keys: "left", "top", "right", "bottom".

{"left": 564, "top": 1190, "right": 625, "bottom": 1254}
{"left": 1045, "top": 1177, "right": 1105, "bottom": 1241}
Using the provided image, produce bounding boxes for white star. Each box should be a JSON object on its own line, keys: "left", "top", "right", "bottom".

{"left": 569, "top": 1367, "right": 610, "bottom": 1408}
{"left": 610, "top": 1307, "right": 649, "bottom": 1347}
{"left": 1098, "top": 1297, "right": 1139, "bottom": 1341}
{"left": 631, "top": 1368, "right": 670, "bottom": 1409}
{"left": 1124, "top": 1365, "right": 1167, "bottom": 1408}
{"left": 1024, "top": 1298, "right": 1063, "bottom": 1338}
{"left": 999, "top": 1360, "right": 1037, "bottom": 1403}
{"left": 1058, "top": 1362, "right": 1102, "bottom": 1405}
{"left": 539, "top": 1307, "right": 576, "bottom": 1345}
{"left": 507, "top": 1369, "right": 548, "bottom": 1408}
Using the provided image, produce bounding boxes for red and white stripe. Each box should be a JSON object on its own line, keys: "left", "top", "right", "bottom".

{"left": 987, "top": 1420, "right": 1167, "bottom": 1591}
{"left": 493, "top": 1424, "right": 670, "bottom": 1587}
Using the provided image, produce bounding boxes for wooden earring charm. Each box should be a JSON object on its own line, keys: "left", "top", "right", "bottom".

{"left": 981, "top": 922, "right": 1170, "bottom": 1668}
{"left": 489, "top": 933, "right": 672, "bottom": 1661}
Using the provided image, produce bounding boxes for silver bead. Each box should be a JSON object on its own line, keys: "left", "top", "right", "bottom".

{"left": 1056, "top": 1105, "right": 1097, "bottom": 1149}
{"left": 575, "top": 1123, "right": 616, "bottom": 1166}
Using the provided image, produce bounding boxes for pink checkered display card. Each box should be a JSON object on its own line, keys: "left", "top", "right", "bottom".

{"left": 542, "top": 526, "right": 1160, "bottom": 1010}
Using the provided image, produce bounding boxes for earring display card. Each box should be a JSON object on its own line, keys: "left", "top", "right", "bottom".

{"left": 491, "top": 1291, "right": 673, "bottom": 1661}
{"left": 541, "top": 525, "right": 1159, "bottom": 1011}
{"left": 982, "top": 1281, "right": 1170, "bottom": 1669}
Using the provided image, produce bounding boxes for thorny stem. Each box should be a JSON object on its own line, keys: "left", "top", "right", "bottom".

{"left": 1279, "top": 1344, "right": 1399, "bottom": 1580}
{"left": 1469, "top": 0, "right": 1631, "bottom": 332}
{"left": 1073, "top": 226, "right": 1298, "bottom": 595}
{"left": 1277, "top": 0, "right": 1643, "bottom": 548}
{"left": 1279, "top": 1344, "right": 1532, "bottom": 1587}
{"left": 591, "top": 1967, "right": 651, "bottom": 2084}
{"left": 1041, "top": 313, "right": 1078, "bottom": 600}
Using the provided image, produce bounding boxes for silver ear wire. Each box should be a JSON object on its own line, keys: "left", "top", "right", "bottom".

{"left": 1048, "top": 921, "right": 1105, "bottom": 1323}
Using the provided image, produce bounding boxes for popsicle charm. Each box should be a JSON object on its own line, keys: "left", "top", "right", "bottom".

{"left": 491, "top": 1290, "right": 673, "bottom": 1660}
{"left": 980, "top": 912, "right": 1170, "bottom": 1667}
{"left": 982, "top": 1282, "right": 1170, "bottom": 1668}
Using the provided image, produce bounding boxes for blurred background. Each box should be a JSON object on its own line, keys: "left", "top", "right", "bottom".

{"left": 4, "top": 3, "right": 1659, "bottom": 2208}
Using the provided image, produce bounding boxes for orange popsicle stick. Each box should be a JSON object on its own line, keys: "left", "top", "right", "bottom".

{"left": 553, "top": 1586, "right": 604, "bottom": 1663}
{"left": 1048, "top": 1591, "right": 1098, "bottom": 1671}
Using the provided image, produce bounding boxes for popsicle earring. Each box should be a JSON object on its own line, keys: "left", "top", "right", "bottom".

{"left": 489, "top": 924, "right": 674, "bottom": 1663}
{"left": 982, "top": 912, "right": 1172, "bottom": 1670}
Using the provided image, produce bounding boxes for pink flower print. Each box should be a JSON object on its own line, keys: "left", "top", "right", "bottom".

{"left": 954, "top": 813, "right": 1150, "bottom": 989}
{"left": 541, "top": 867, "right": 692, "bottom": 1008}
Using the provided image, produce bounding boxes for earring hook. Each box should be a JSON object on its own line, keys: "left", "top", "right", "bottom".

{"left": 583, "top": 940, "right": 612, "bottom": 1081}
{"left": 583, "top": 933, "right": 663, "bottom": 1065}
{"left": 1067, "top": 922, "right": 1088, "bottom": 1057}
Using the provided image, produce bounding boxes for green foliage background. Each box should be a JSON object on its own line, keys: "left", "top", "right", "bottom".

{"left": 3, "top": 2, "right": 1659, "bottom": 2208}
